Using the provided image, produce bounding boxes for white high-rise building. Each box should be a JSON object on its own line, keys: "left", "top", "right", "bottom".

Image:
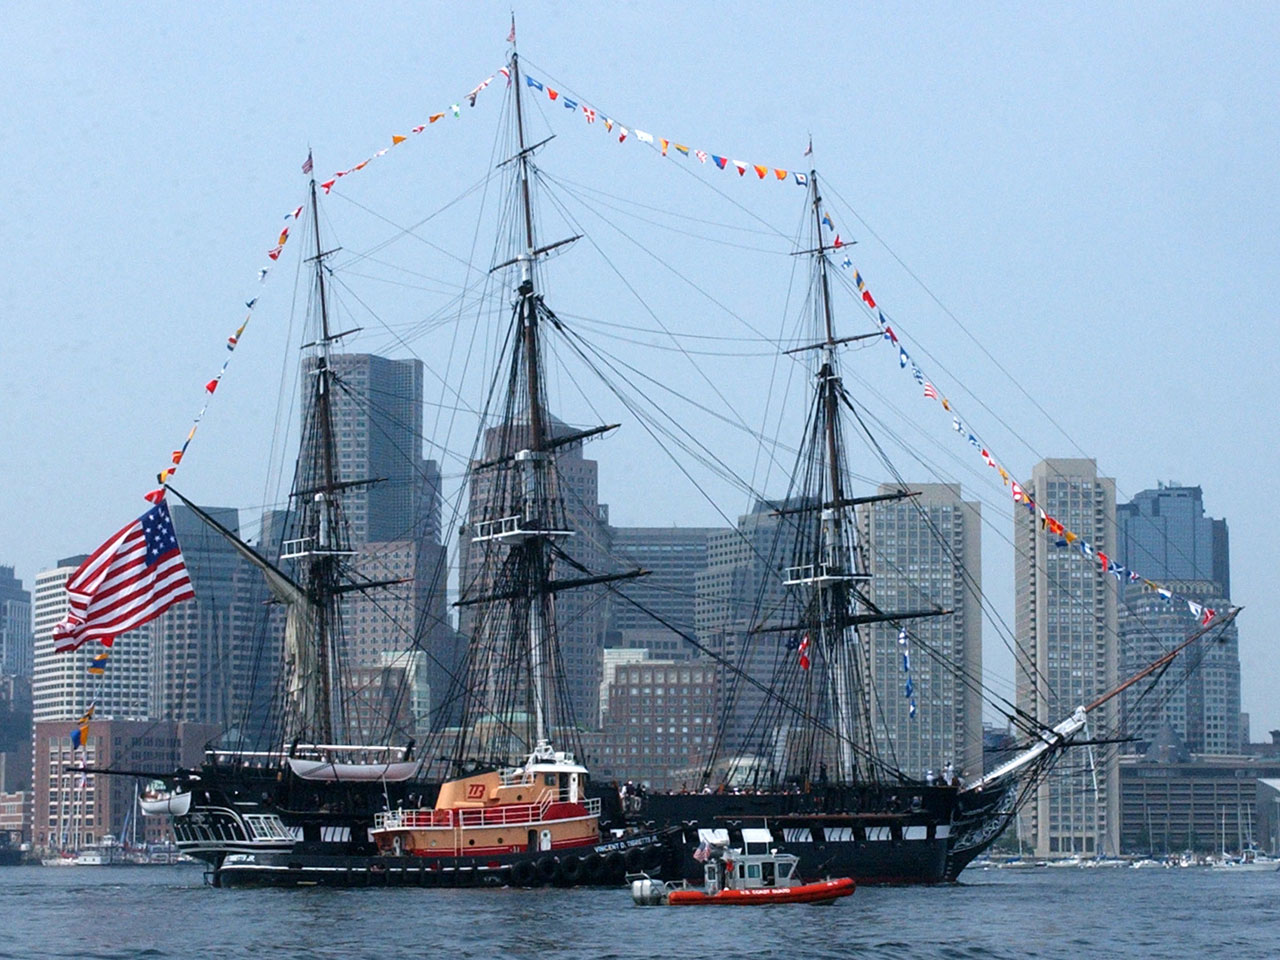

{"left": 1015, "top": 459, "right": 1119, "bottom": 858}
{"left": 862, "top": 483, "right": 983, "bottom": 781}
{"left": 32, "top": 556, "right": 151, "bottom": 723}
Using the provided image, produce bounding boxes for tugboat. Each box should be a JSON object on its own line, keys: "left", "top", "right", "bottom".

{"left": 369, "top": 740, "right": 640, "bottom": 887}
{"left": 632, "top": 841, "right": 854, "bottom": 906}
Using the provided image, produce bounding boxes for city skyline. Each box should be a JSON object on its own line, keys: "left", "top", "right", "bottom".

{"left": 6, "top": 464, "right": 1260, "bottom": 741}
{"left": 2, "top": 5, "right": 1275, "bottom": 741}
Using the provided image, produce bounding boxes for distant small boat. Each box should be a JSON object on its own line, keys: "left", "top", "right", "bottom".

{"left": 632, "top": 845, "right": 854, "bottom": 906}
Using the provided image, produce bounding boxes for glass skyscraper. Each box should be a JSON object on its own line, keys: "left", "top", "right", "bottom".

{"left": 1116, "top": 484, "right": 1240, "bottom": 754}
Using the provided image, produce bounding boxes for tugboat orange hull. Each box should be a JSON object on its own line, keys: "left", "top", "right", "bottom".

{"left": 667, "top": 877, "right": 855, "bottom": 905}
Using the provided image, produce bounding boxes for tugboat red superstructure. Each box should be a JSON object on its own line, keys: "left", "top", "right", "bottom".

{"left": 372, "top": 740, "right": 599, "bottom": 862}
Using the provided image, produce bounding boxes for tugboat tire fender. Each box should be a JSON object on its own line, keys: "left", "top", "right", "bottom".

{"left": 511, "top": 859, "right": 538, "bottom": 887}
{"left": 624, "top": 846, "right": 645, "bottom": 871}
{"left": 556, "top": 855, "right": 583, "bottom": 884}
{"left": 536, "top": 856, "right": 559, "bottom": 881}
{"left": 582, "top": 853, "right": 605, "bottom": 880}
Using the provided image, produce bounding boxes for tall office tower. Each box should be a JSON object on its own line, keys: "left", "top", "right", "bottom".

{"left": 861, "top": 483, "right": 983, "bottom": 781}
{"left": 694, "top": 500, "right": 797, "bottom": 760}
{"left": 299, "top": 353, "right": 433, "bottom": 545}
{"left": 0, "top": 675, "right": 33, "bottom": 791}
{"left": 1116, "top": 484, "right": 1239, "bottom": 754}
{"left": 149, "top": 505, "right": 255, "bottom": 731}
{"left": 0, "top": 566, "right": 32, "bottom": 678}
{"left": 457, "top": 414, "right": 612, "bottom": 735}
{"left": 345, "top": 651, "right": 432, "bottom": 746}
{"left": 608, "top": 526, "right": 717, "bottom": 660}
{"left": 344, "top": 538, "right": 448, "bottom": 667}
{"left": 299, "top": 353, "right": 449, "bottom": 713}
{"left": 32, "top": 556, "right": 152, "bottom": 723}
{"left": 1015, "top": 459, "right": 1119, "bottom": 857}
{"left": 1117, "top": 484, "right": 1229, "bottom": 595}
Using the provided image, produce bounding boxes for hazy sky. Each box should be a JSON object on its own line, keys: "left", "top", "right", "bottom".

{"left": 3, "top": 3, "right": 1277, "bottom": 732}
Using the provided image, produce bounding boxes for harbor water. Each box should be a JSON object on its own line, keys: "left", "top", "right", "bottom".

{"left": 0, "top": 864, "right": 1275, "bottom": 960}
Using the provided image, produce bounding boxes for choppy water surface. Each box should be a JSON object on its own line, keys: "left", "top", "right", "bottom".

{"left": 0, "top": 864, "right": 1276, "bottom": 960}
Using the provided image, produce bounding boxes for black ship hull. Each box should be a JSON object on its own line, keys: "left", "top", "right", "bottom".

{"left": 630, "top": 779, "right": 1016, "bottom": 884}
{"left": 214, "top": 830, "right": 679, "bottom": 888}
{"left": 161, "top": 758, "right": 675, "bottom": 888}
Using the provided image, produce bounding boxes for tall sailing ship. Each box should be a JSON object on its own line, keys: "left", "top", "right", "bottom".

{"left": 69, "top": 43, "right": 1239, "bottom": 887}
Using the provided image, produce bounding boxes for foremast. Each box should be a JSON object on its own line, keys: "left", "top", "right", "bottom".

{"left": 279, "top": 172, "right": 355, "bottom": 745}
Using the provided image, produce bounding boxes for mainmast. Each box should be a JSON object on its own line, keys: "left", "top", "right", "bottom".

{"left": 457, "top": 51, "right": 642, "bottom": 763}
{"left": 465, "top": 50, "right": 562, "bottom": 750}
{"left": 511, "top": 51, "right": 552, "bottom": 746}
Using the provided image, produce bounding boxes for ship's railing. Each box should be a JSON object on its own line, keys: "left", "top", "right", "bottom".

{"left": 373, "top": 794, "right": 600, "bottom": 832}
{"left": 206, "top": 743, "right": 411, "bottom": 768}
{"left": 783, "top": 562, "right": 871, "bottom": 585}
{"left": 498, "top": 768, "right": 536, "bottom": 788}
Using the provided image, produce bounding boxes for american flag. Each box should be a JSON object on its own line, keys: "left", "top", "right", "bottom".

{"left": 52, "top": 500, "right": 195, "bottom": 653}
{"left": 301, "top": 151, "right": 313, "bottom": 175}
{"left": 692, "top": 839, "right": 711, "bottom": 862}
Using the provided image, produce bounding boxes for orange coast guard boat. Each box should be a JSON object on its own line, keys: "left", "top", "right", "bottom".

{"left": 631, "top": 844, "right": 855, "bottom": 906}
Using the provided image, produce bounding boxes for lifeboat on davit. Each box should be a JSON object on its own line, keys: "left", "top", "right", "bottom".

{"left": 631, "top": 844, "right": 855, "bottom": 906}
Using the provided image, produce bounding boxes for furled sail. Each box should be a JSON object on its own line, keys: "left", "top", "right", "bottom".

{"left": 164, "top": 489, "right": 321, "bottom": 744}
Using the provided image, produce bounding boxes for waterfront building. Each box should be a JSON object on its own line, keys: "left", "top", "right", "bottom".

{"left": 861, "top": 483, "right": 983, "bottom": 781}
{"left": 32, "top": 718, "right": 219, "bottom": 853}
{"left": 599, "top": 647, "right": 649, "bottom": 725}
{"left": 1258, "top": 778, "right": 1280, "bottom": 855}
{"left": 0, "top": 566, "right": 32, "bottom": 678}
{"left": 0, "top": 790, "right": 31, "bottom": 845}
{"left": 1015, "top": 458, "right": 1119, "bottom": 857}
{"left": 1118, "top": 733, "right": 1280, "bottom": 855}
{"left": 593, "top": 658, "right": 719, "bottom": 789}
